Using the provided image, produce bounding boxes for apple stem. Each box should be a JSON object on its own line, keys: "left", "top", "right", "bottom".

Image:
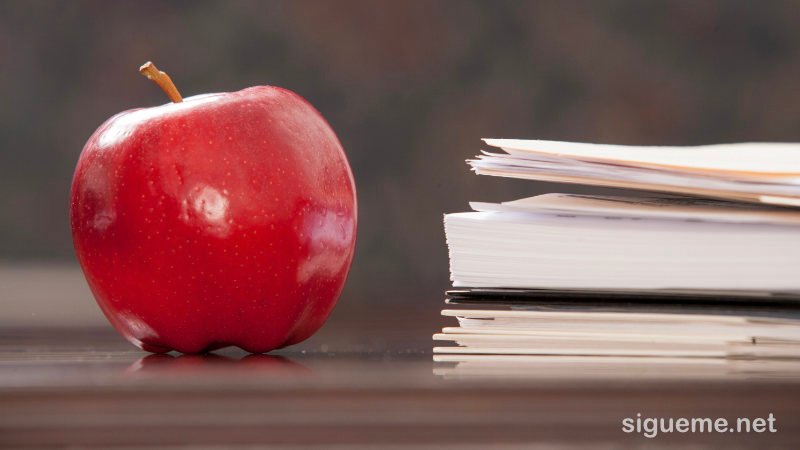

{"left": 139, "top": 61, "right": 183, "bottom": 103}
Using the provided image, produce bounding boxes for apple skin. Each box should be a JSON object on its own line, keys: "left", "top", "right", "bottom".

{"left": 71, "top": 87, "right": 357, "bottom": 354}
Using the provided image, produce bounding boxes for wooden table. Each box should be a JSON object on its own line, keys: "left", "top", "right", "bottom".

{"left": 2, "top": 302, "right": 800, "bottom": 449}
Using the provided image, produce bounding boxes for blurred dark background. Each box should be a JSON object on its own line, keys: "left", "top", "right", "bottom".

{"left": 1, "top": 0, "right": 799, "bottom": 326}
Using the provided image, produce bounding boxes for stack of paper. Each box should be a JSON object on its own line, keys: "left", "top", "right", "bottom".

{"left": 436, "top": 139, "right": 800, "bottom": 364}
{"left": 472, "top": 140, "right": 800, "bottom": 207}
{"left": 448, "top": 195, "right": 800, "bottom": 290}
{"left": 434, "top": 303, "right": 800, "bottom": 359}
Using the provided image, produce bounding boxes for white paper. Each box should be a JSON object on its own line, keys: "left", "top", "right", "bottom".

{"left": 470, "top": 193, "right": 800, "bottom": 225}
{"left": 483, "top": 139, "right": 800, "bottom": 176}
{"left": 471, "top": 139, "right": 800, "bottom": 206}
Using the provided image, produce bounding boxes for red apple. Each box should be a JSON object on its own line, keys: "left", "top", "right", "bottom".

{"left": 71, "top": 62, "right": 357, "bottom": 353}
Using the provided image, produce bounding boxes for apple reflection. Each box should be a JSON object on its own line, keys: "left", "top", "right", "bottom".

{"left": 125, "top": 352, "right": 310, "bottom": 376}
